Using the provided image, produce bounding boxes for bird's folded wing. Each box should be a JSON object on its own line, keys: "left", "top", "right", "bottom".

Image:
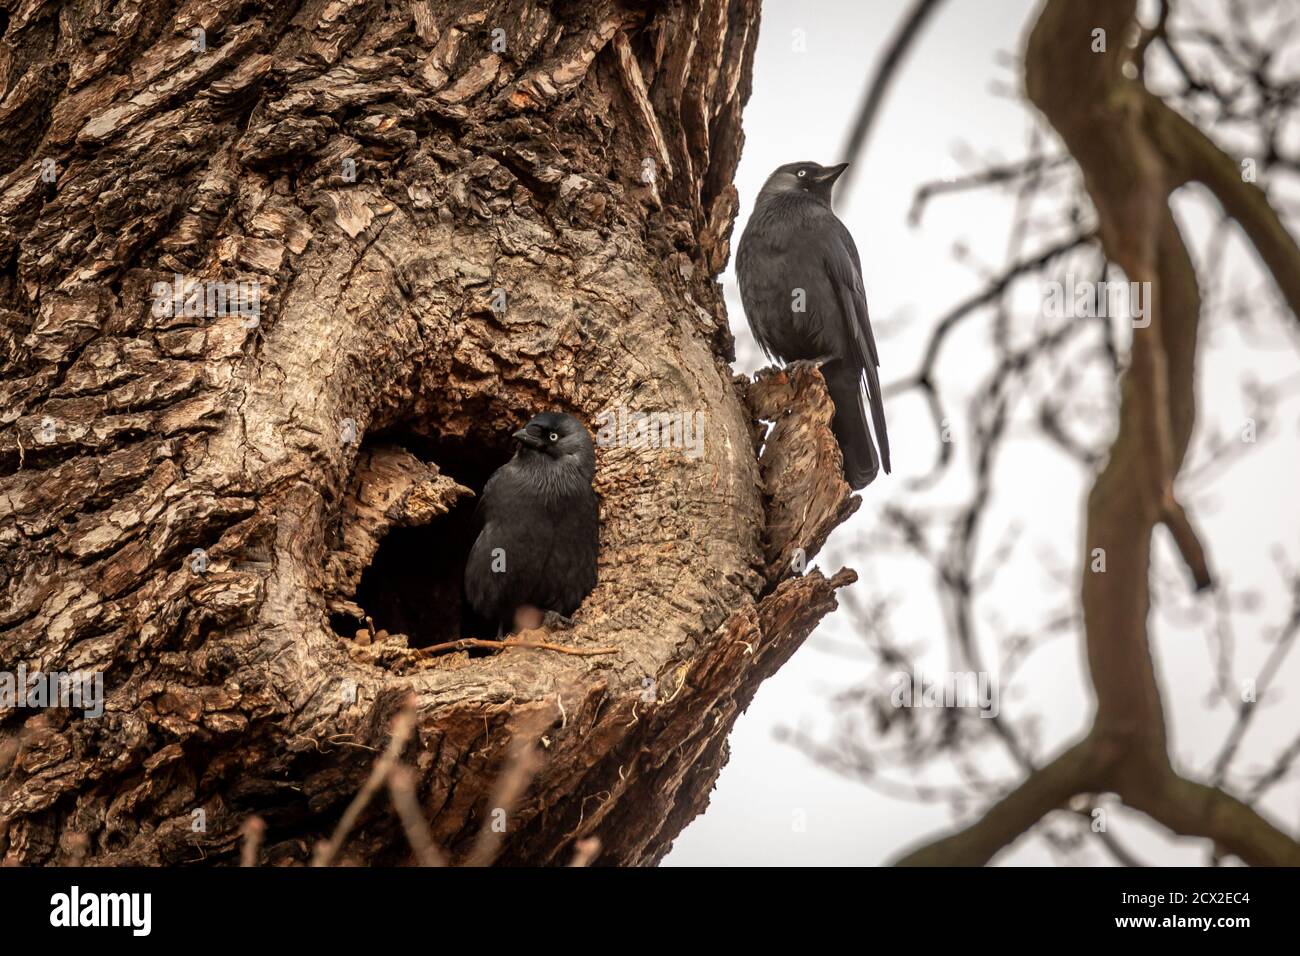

{"left": 736, "top": 256, "right": 777, "bottom": 362}
{"left": 824, "top": 221, "right": 891, "bottom": 473}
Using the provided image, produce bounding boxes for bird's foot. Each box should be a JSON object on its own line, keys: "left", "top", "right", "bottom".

{"left": 541, "top": 610, "right": 577, "bottom": 631}
{"left": 783, "top": 355, "right": 837, "bottom": 374}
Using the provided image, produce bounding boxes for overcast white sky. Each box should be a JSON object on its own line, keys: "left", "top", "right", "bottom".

{"left": 665, "top": 0, "right": 1300, "bottom": 866}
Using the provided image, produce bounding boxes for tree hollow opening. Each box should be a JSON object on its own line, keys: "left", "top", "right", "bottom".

{"left": 328, "top": 426, "right": 514, "bottom": 650}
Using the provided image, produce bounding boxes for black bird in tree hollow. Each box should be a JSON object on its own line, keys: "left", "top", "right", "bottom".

{"left": 464, "top": 411, "right": 599, "bottom": 636}
{"left": 736, "top": 160, "right": 890, "bottom": 489}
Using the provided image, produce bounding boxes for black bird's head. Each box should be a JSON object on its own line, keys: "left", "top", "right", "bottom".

{"left": 513, "top": 411, "right": 595, "bottom": 478}
{"left": 758, "top": 161, "right": 849, "bottom": 206}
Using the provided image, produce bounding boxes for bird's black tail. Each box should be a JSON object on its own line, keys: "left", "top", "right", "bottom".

{"left": 825, "top": 362, "right": 884, "bottom": 490}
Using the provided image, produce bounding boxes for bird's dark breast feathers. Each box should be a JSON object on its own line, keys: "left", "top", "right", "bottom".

{"left": 738, "top": 200, "right": 854, "bottom": 363}
{"left": 464, "top": 464, "right": 598, "bottom": 623}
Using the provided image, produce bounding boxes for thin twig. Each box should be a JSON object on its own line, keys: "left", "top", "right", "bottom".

{"left": 463, "top": 707, "right": 553, "bottom": 867}
{"left": 312, "top": 697, "right": 417, "bottom": 866}
{"left": 388, "top": 764, "right": 448, "bottom": 867}
{"left": 908, "top": 154, "right": 1068, "bottom": 226}
{"left": 240, "top": 816, "right": 265, "bottom": 867}
{"left": 568, "top": 836, "right": 601, "bottom": 867}
{"left": 420, "top": 637, "right": 617, "bottom": 657}
{"left": 839, "top": 0, "right": 951, "bottom": 198}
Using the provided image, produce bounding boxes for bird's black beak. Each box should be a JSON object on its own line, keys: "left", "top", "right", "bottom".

{"left": 513, "top": 428, "right": 545, "bottom": 449}
{"left": 817, "top": 162, "right": 850, "bottom": 185}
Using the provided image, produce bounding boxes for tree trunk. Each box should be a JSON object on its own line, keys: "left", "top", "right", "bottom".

{"left": 0, "top": 0, "right": 858, "bottom": 866}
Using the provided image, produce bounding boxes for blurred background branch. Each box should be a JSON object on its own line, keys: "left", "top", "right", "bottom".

{"left": 784, "top": 0, "right": 1300, "bottom": 866}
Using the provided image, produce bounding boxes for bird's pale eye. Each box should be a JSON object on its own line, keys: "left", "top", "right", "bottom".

{"left": 797, "top": 169, "right": 807, "bottom": 178}
{"left": 549, "top": 432, "right": 559, "bottom": 442}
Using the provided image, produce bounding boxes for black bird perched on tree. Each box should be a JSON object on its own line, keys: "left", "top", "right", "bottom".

{"left": 464, "top": 411, "right": 599, "bottom": 636}
{"left": 736, "top": 160, "right": 890, "bottom": 489}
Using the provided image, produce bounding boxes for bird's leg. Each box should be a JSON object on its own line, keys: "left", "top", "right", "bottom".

{"left": 513, "top": 604, "right": 545, "bottom": 634}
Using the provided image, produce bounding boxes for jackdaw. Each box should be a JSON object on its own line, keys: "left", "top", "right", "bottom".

{"left": 464, "top": 411, "right": 599, "bottom": 635}
{"left": 736, "top": 160, "right": 890, "bottom": 489}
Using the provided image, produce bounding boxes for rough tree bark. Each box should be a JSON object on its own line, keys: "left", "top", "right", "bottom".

{"left": 0, "top": 0, "right": 860, "bottom": 865}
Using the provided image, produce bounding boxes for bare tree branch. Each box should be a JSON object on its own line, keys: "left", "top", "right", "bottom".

{"left": 839, "top": 0, "right": 951, "bottom": 198}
